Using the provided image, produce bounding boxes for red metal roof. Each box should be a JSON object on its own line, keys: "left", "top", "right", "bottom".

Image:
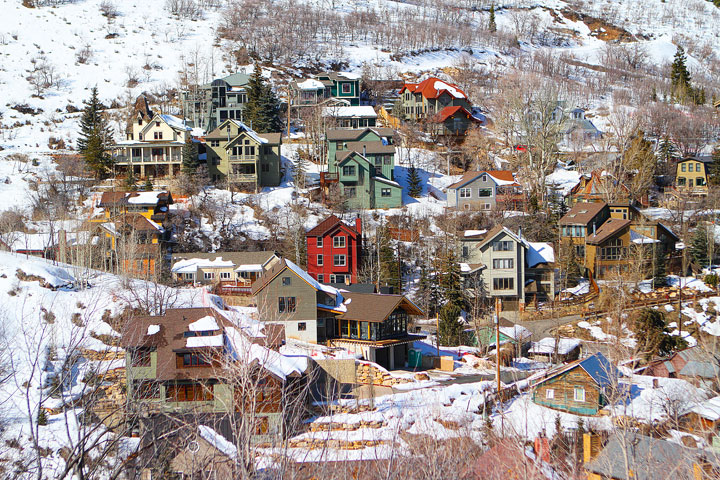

{"left": 399, "top": 77, "right": 467, "bottom": 100}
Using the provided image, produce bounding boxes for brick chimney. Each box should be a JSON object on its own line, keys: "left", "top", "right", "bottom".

{"left": 355, "top": 217, "right": 362, "bottom": 236}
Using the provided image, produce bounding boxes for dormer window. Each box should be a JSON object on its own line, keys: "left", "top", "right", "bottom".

{"left": 481, "top": 174, "right": 487, "bottom": 182}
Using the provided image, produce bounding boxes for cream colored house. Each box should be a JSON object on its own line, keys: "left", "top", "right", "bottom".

{"left": 110, "top": 108, "right": 193, "bottom": 179}
{"left": 171, "top": 251, "right": 280, "bottom": 286}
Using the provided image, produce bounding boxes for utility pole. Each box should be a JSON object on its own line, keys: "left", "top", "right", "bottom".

{"left": 495, "top": 296, "right": 504, "bottom": 435}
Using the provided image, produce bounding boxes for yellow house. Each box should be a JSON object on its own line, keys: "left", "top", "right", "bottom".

{"left": 110, "top": 98, "right": 193, "bottom": 179}
{"left": 675, "top": 157, "right": 711, "bottom": 196}
{"left": 94, "top": 191, "right": 174, "bottom": 222}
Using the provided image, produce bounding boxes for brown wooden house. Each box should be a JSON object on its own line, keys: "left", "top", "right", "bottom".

{"left": 641, "top": 347, "right": 720, "bottom": 389}
{"left": 532, "top": 352, "right": 619, "bottom": 415}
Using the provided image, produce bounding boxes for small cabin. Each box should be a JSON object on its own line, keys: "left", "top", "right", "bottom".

{"left": 532, "top": 352, "right": 619, "bottom": 416}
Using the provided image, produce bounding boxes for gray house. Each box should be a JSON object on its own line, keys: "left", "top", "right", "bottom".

{"left": 460, "top": 226, "right": 555, "bottom": 310}
{"left": 446, "top": 171, "right": 524, "bottom": 211}
{"left": 182, "top": 73, "right": 251, "bottom": 132}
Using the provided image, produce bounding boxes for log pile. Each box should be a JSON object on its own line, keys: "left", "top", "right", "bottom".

{"left": 308, "top": 420, "right": 386, "bottom": 432}
{"left": 288, "top": 438, "right": 387, "bottom": 450}
{"left": 355, "top": 363, "right": 412, "bottom": 386}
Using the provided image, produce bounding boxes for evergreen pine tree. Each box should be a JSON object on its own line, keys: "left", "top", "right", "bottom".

{"left": 708, "top": 147, "right": 720, "bottom": 186}
{"left": 658, "top": 136, "right": 679, "bottom": 164}
{"left": 143, "top": 177, "right": 153, "bottom": 191}
{"left": 488, "top": 3, "right": 497, "bottom": 33}
{"left": 670, "top": 46, "right": 693, "bottom": 101}
{"left": 294, "top": 154, "right": 307, "bottom": 190}
{"left": 563, "top": 243, "right": 582, "bottom": 288}
{"left": 37, "top": 408, "right": 48, "bottom": 426}
{"left": 181, "top": 138, "right": 199, "bottom": 176}
{"left": 439, "top": 249, "right": 465, "bottom": 310}
{"left": 124, "top": 172, "right": 138, "bottom": 191}
{"left": 407, "top": 164, "right": 422, "bottom": 197}
{"left": 78, "top": 87, "right": 114, "bottom": 178}
{"left": 653, "top": 245, "right": 668, "bottom": 288}
{"left": 244, "top": 64, "right": 282, "bottom": 133}
{"left": 690, "top": 225, "right": 709, "bottom": 268}
{"left": 379, "top": 230, "right": 401, "bottom": 292}
{"left": 438, "top": 303, "right": 463, "bottom": 347}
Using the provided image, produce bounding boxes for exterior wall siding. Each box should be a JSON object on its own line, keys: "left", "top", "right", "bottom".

{"left": 533, "top": 368, "right": 602, "bottom": 415}
{"left": 449, "top": 175, "right": 498, "bottom": 211}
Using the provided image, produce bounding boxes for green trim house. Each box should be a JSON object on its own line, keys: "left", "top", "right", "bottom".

{"left": 205, "top": 119, "right": 282, "bottom": 190}
{"left": 532, "top": 352, "right": 619, "bottom": 415}
{"left": 291, "top": 72, "right": 361, "bottom": 108}
{"left": 324, "top": 128, "right": 402, "bottom": 209}
{"left": 182, "top": 73, "right": 251, "bottom": 132}
{"left": 120, "top": 307, "right": 307, "bottom": 444}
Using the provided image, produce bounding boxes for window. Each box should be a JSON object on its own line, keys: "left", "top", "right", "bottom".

{"left": 493, "top": 258, "right": 514, "bottom": 269}
{"left": 483, "top": 203, "right": 491, "bottom": 210}
{"left": 342, "top": 165, "right": 356, "bottom": 176}
{"left": 478, "top": 188, "right": 492, "bottom": 197}
{"left": 138, "top": 118, "right": 143, "bottom": 125}
{"left": 220, "top": 272, "right": 231, "bottom": 280}
{"left": 493, "top": 241, "right": 513, "bottom": 251}
{"left": 131, "top": 348, "right": 153, "bottom": 367}
{"left": 334, "top": 254, "right": 346, "bottom": 266}
{"left": 204, "top": 272, "right": 215, "bottom": 280}
{"left": 166, "top": 383, "right": 213, "bottom": 402}
{"left": 493, "top": 278, "right": 514, "bottom": 290}
{"left": 317, "top": 274, "right": 324, "bottom": 283}
{"left": 134, "top": 380, "right": 160, "bottom": 399}
{"left": 344, "top": 186, "right": 356, "bottom": 198}
{"left": 316, "top": 237, "right": 323, "bottom": 248}
{"left": 278, "top": 296, "right": 297, "bottom": 313}
{"left": 381, "top": 188, "right": 391, "bottom": 197}
{"left": 182, "top": 353, "right": 211, "bottom": 367}
{"left": 282, "top": 276, "right": 291, "bottom": 286}
{"left": 459, "top": 188, "right": 472, "bottom": 198}
{"left": 261, "top": 163, "right": 269, "bottom": 173}
{"left": 333, "top": 236, "right": 346, "bottom": 248}
{"left": 599, "top": 238, "right": 626, "bottom": 260}
{"left": 681, "top": 163, "right": 687, "bottom": 172}
{"left": 697, "top": 177, "right": 706, "bottom": 186}
{"left": 462, "top": 246, "right": 469, "bottom": 258}
{"left": 677, "top": 177, "right": 686, "bottom": 186}
{"left": 244, "top": 145, "right": 255, "bottom": 156}
{"left": 184, "top": 273, "right": 194, "bottom": 280}
{"left": 341, "top": 82, "right": 351, "bottom": 94}
{"left": 317, "top": 254, "right": 323, "bottom": 266}
{"left": 298, "top": 322, "right": 307, "bottom": 331}
{"left": 156, "top": 121, "right": 160, "bottom": 127}
{"left": 574, "top": 387, "right": 585, "bottom": 402}
{"left": 334, "top": 274, "right": 345, "bottom": 284}
{"left": 154, "top": 131, "right": 163, "bottom": 140}
{"left": 329, "top": 274, "right": 336, "bottom": 283}
{"left": 481, "top": 174, "right": 487, "bottom": 182}
{"left": 209, "top": 140, "right": 220, "bottom": 147}
{"left": 546, "top": 388, "right": 555, "bottom": 400}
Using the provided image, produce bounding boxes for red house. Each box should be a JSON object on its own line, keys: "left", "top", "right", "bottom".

{"left": 306, "top": 215, "right": 362, "bottom": 285}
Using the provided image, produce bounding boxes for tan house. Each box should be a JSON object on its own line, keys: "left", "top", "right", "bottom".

{"left": 675, "top": 156, "right": 712, "bottom": 196}
{"left": 204, "top": 119, "right": 282, "bottom": 189}
{"left": 171, "top": 251, "right": 280, "bottom": 288}
{"left": 110, "top": 98, "right": 193, "bottom": 179}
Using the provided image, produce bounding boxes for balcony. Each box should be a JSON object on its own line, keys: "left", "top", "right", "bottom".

{"left": 228, "top": 173, "right": 257, "bottom": 183}
{"left": 228, "top": 155, "right": 257, "bottom": 163}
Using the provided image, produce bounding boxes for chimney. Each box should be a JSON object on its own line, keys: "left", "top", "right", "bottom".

{"left": 355, "top": 216, "right": 362, "bottom": 236}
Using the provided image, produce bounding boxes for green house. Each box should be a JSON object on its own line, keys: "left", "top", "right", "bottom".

{"left": 205, "top": 119, "right": 282, "bottom": 190}
{"left": 324, "top": 127, "right": 402, "bottom": 209}
{"left": 316, "top": 72, "right": 361, "bottom": 106}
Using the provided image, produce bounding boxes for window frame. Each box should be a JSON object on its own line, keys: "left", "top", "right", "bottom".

{"left": 574, "top": 386, "right": 586, "bottom": 402}
{"left": 333, "top": 254, "right": 347, "bottom": 267}
{"left": 459, "top": 187, "right": 472, "bottom": 198}
{"left": 333, "top": 236, "right": 346, "bottom": 248}
{"left": 317, "top": 254, "right": 323, "bottom": 266}
{"left": 546, "top": 388, "right": 555, "bottom": 400}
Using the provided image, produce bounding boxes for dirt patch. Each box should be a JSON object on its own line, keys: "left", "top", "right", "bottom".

{"left": 561, "top": 9, "right": 637, "bottom": 42}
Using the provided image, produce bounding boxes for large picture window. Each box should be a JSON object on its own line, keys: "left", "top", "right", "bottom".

{"left": 493, "top": 278, "right": 514, "bottom": 290}
{"left": 493, "top": 241, "right": 513, "bottom": 251}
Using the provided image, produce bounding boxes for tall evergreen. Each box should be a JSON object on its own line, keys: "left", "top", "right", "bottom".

{"left": 181, "top": 138, "right": 199, "bottom": 176}
{"left": 439, "top": 249, "right": 465, "bottom": 310}
{"left": 379, "top": 229, "right": 401, "bottom": 291}
{"left": 690, "top": 225, "right": 709, "bottom": 268}
{"left": 407, "top": 164, "right": 422, "bottom": 197}
{"left": 488, "top": 3, "right": 497, "bottom": 33}
{"left": 438, "top": 303, "right": 464, "bottom": 347}
{"left": 245, "top": 64, "right": 282, "bottom": 133}
{"left": 78, "top": 87, "right": 114, "bottom": 178}
{"left": 708, "top": 147, "right": 720, "bottom": 186}
{"left": 653, "top": 245, "right": 668, "bottom": 288}
{"left": 670, "top": 46, "right": 693, "bottom": 102}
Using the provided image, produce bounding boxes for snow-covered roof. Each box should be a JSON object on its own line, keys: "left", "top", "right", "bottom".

{"left": 374, "top": 176, "right": 402, "bottom": 188}
{"left": 159, "top": 114, "right": 192, "bottom": 132}
{"left": 225, "top": 327, "right": 307, "bottom": 381}
{"left": 296, "top": 78, "right": 325, "bottom": 90}
{"left": 198, "top": 425, "right": 237, "bottom": 458}
{"left": 336, "top": 72, "right": 361, "bottom": 80}
{"left": 285, "top": 259, "right": 341, "bottom": 298}
{"left": 234, "top": 264, "right": 263, "bottom": 272}
{"left": 530, "top": 337, "right": 581, "bottom": 355}
{"left": 527, "top": 242, "right": 555, "bottom": 267}
{"left": 433, "top": 80, "right": 466, "bottom": 99}
{"left": 322, "top": 106, "right": 377, "bottom": 118}
{"left": 126, "top": 191, "right": 167, "bottom": 204}
{"left": 171, "top": 257, "right": 235, "bottom": 273}
{"left": 464, "top": 229, "right": 487, "bottom": 238}
{"left": 227, "top": 119, "right": 269, "bottom": 144}
{"left": 186, "top": 334, "right": 224, "bottom": 348}
{"left": 188, "top": 315, "right": 220, "bottom": 332}
{"left": 147, "top": 324, "right": 160, "bottom": 336}
{"left": 690, "top": 395, "right": 720, "bottom": 421}
{"left": 500, "top": 325, "right": 532, "bottom": 342}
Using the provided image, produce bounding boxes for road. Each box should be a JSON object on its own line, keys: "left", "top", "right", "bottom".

{"left": 516, "top": 314, "right": 583, "bottom": 338}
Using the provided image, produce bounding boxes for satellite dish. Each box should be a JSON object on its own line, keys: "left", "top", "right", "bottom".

{"left": 188, "top": 440, "right": 200, "bottom": 453}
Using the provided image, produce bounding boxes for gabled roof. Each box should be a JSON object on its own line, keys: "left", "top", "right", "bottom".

{"left": 335, "top": 292, "right": 424, "bottom": 323}
{"left": 435, "top": 105, "right": 475, "bottom": 123}
{"left": 99, "top": 191, "right": 172, "bottom": 207}
{"left": 326, "top": 127, "right": 394, "bottom": 141}
{"left": 535, "top": 352, "right": 619, "bottom": 389}
{"left": 677, "top": 155, "right": 714, "bottom": 164}
{"left": 251, "top": 258, "right": 341, "bottom": 298}
{"left": 114, "top": 213, "right": 164, "bottom": 232}
{"left": 400, "top": 77, "right": 467, "bottom": 100}
{"left": 447, "top": 170, "right": 519, "bottom": 190}
{"left": 558, "top": 201, "right": 607, "bottom": 225}
{"left": 205, "top": 119, "right": 281, "bottom": 143}
{"left": 473, "top": 224, "right": 524, "bottom": 250}
{"left": 585, "top": 432, "right": 708, "bottom": 480}
{"left": 586, "top": 218, "right": 630, "bottom": 245}
{"left": 306, "top": 215, "right": 359, "bottom": 238}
